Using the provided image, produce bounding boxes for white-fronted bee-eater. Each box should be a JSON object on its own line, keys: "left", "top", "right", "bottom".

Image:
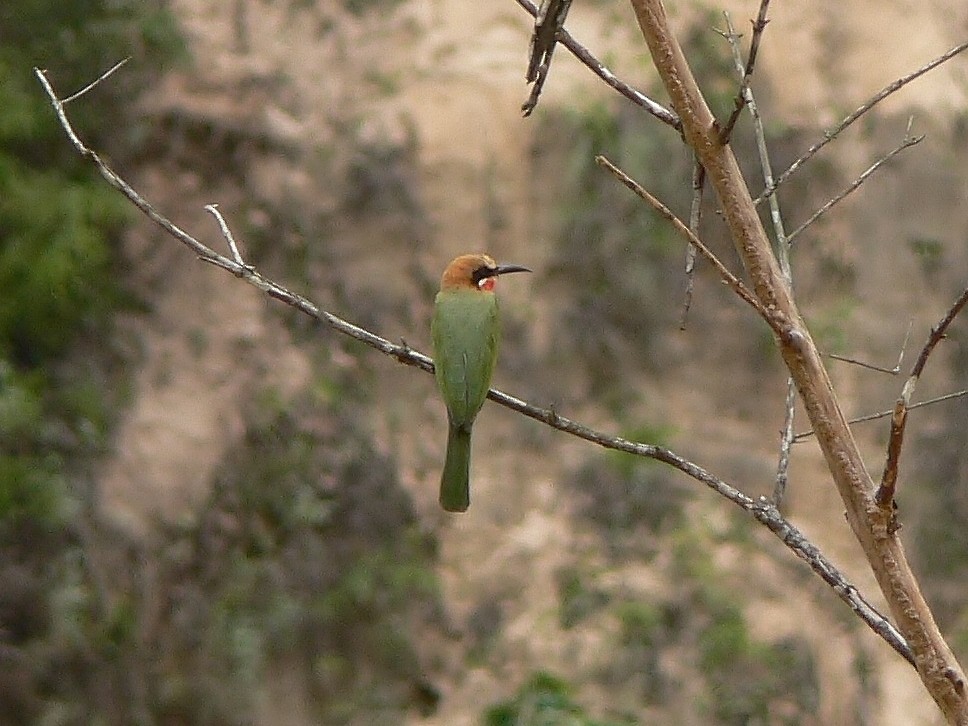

{"left": 431, "top": 253, "right": 531, "bottom": 512}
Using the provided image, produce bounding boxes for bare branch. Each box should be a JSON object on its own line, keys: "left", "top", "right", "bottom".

{"left": 877, "top": 285, "right": 968, "bottom": 506}
{"left": 61, "top": 57, "right": 130, "bottom": 104}
{"left": 718, "top": 0, "right": 771, "bottom": 144}
{"left": 757, "top": 39, "right": 968, "bottom": 204}
{"left": 788, "top": 128, "right": 924, "bottom": 244}
{"left": 794, "top": 388, "right": 968, "bottom": 443}
{"left": 827, "top": 319, "right": 913, "bottom": 375}
{"left": 513, "top": 0, "right": 681, "bottom": 129}
{"left": 773, "top": 382, "right": 796, "bottom": 504}
{"left": 751, "top": 498, "right": 913, "bottom": 666}
{"left": 36, "top": 66, "right": 426, "bottom": 365}
{"left": 908, "top": 287, "right": 968, "bottom": 382}
{"left": 721, "top": 11, "right": 796, "bottom": 504}
{"left": 38, "top": 64, "right": 914, "bottom": 667}
{"left": 628, "top": 0, "right": 967, "bottom": 714}
{"left": 827, "top": 353, "right": 900, "bottom": 375}
{"left": 678, "top": 159, "right": 705, "bottom": 329}
{"left": 721, "top": 12, "right": 789, "bottom": 274}
{"left": 204, "top": 204, "right": 246, "bottom": 266}
{"left": 595, "top": 154, "right": 779, "bottom": 327}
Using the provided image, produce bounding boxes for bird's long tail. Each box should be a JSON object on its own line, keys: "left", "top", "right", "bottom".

{"left": 440, "top": 423, "right": 471, "bottom": 512}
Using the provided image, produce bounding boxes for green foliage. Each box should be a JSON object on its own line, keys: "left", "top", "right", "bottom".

{"left": 0, "top": 453, "right": 67, "bottom": 526}
{"left": 0, "top": 0, "right": 185, "bottom": 358}
{"left": 699, "top": 613, "right": 818, "bottom": 726}
{"left": 804, "top": 298, "right": 855, "bottom": 355}
{"left": 485, "top": 671, "right": 632, "bottom": 726}
{"left": 343, "top": 0, "right": 406, "bottom": 17}
{"left": 615, "top": 600, "right": 666, "bottom": 650}
{"left": 565, "top": 424, "right": 686, "bottom": 559}
{"left": 0, "top": 155, "right": 127, "bottom": 362}
{"left": 908, "top": 235, "right": 945, "bottom": 277}
{"left": 0, "top": 0, "right": 184, "bottom": 530}
{"left": 0, "top": 4, "right": 184, "bottom": 723}
{"left": 698, "top": 600, "right": 752, "bottom": 673}
{"left": 557, "top": 565, "right": 611, "bottom": 629}
{"left": 539, "top": 100, "right": 691, "bottom": 389}
{"left": 0, "top": 1, "right": 185, "bottom": 99}
{"left": 599, "top": 597, "right": 681, "bottom": 706}
{"left": 671, "top": 525, "right": 820, "bottom": 725}
{"left": 150, "top": 404, "right": 442, "bottom": 724}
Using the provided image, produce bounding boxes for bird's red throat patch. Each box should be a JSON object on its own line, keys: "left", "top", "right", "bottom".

{"left": 479, "top": 278, "right": 496, "bottom": 291}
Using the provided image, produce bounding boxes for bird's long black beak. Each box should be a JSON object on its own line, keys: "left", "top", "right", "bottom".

{"left": 492, "top": 264, "right": 531, "bottom": 276}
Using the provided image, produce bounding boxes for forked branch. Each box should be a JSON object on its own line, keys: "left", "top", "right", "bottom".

{"left": 757, "top": 39, "right": 968, "bottom": 205}
{"left": 877, "top": 285, "right": 968, "bottom": 507}
{"left": 626, "top": 0, "right": 967, "bottom": 721}
{"left": 788, "top": 127, "right": 924, "bottom": 244}
{"left": 717, "top": 0, "right": 772, "bottom": 144}
{"left": 513, "top": 0, "right": 680, "bottom": 128}
{"left": 794, "top": 388, "right": 968, "bottom": 442}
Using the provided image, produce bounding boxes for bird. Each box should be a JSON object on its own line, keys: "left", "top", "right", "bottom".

{"left": 431, "top": 253, "right": 531, "bottom": 512}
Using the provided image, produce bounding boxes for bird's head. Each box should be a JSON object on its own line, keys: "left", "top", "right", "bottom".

{"left": 440, "top": 253, "right": 531, "bottom": 292}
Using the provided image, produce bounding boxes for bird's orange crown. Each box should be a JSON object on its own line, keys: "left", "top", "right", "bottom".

{"left": 439, "top": 253, "right": 530, "bottom": 292}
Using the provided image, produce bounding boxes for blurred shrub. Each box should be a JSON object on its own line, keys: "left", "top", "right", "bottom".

{"left": 675, "top": 526, "right": 820, "bottom": 725}
{"left": 0, "top": 2, "right": 183, "bottom": 722}
{"left": 912, "top": 336, "right": 968, "bottom": 641}
{"left": 0, "top": 0, "right": 184, "bottom": 522}
{"left": 149, "top": 401, "right": 442, "bottom": 724}
{"left": 556, "top": 564, "right": 611, "bottom": 629}
{"left": 343, "top": 0, "right": 406, "bottom": 17}
{"left": 563, "top": 422, "right": 685, "bottom": 559}
{"left": 485, "top": 671, "right": 632, "bottom": 726}
{"left": 534, "top": 12, "right": 737, "bottom": 395}
{"left": 600, "top": 599, "right": 680, "bottom": 705}
{"left": 538, "top": 101, "right": 690, "bottom": 390}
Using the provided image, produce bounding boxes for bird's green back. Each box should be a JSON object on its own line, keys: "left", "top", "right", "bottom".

{"left": 431, "top": 288, "right": 500, "bottom": 428}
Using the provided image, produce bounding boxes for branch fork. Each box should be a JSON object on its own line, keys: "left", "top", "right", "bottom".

{"left": 625, "top": 0, "right": 968, "bottom": 719}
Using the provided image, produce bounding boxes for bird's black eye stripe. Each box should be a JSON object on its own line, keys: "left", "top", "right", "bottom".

{"left": 471, "top": 264, "right": 496, "bottom": 284}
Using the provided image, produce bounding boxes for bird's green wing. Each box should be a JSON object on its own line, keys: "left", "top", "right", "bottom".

{"left": 431, "top": 289, "right": 500, "bottom": 428}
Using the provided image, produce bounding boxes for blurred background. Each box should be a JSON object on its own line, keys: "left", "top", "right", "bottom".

{"left": 2, "top": 0, "right": 968, "bottom": 724}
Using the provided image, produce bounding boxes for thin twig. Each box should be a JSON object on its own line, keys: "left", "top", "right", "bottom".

{"left": 794, "top": 388, "right": 968, "bottom": 442}
{"left": 787, "top": 129, "right": 924, "bottom": 244}
{"left": 721, "top": 12, "right": 796, "bottom": 504}
{"left": 718, "top": 0, "right": 771, "bottom": 144}
{"left": 38, "top": 64, "right": 915, "bottom": 667}
{"left": 721, "top": 13, "right": 790, "bottom": 278}
{"left": 513, "top": 0, "right": 681, "bottom": 129}
{"left": 679, "top": 159, "right": 705, "bottom": 329}
{"left": 877, "top": 285, "right": 968, "bottom": 506}
{"left": 62, "top": 57, "right": 130, "bottom": 104}
{"left": 204, "top": 204, "right": 246, "bottom": 266}
{"left": 827, "top": 319, "right": 913, "bottom": 375}
{"left": 757, "top": 39, "right": 968, "bottom": 205}
{"left": 828, "top": 353, "right": 900, "bottom": 375}
{"left": 908, "top": 291, "right": 968, "bottom": 382}
{"left": 773, "top": 382, "right": 796, "bottom": 504}
{"left": 595, "top": 154, "right": 779, "bottom": 328}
